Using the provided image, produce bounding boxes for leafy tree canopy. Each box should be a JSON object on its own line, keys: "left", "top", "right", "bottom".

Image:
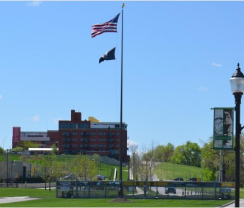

{"left": 16, "top": 141, "right": 39, "bottom": 150}
{"left": 154, "top": 143, "right": 174, "bottom": 162}
{"left": 171, "top": 141, "right": 201, "bottom": 167}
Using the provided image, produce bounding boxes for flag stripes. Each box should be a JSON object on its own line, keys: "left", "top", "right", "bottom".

{"left": 91, "top": 13, "right": 120, "bottom": 38}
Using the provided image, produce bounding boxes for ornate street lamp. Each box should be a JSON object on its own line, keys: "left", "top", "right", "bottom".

{"left": 230, "top": 63, "right": 244, "bottom": 207}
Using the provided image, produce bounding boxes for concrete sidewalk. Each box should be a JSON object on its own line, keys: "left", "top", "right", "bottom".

{"left": 221, "top": 199, "right": 244, "bottom": 207}
{"left": 0, "top": 196, "right": 40, "bottom": 204}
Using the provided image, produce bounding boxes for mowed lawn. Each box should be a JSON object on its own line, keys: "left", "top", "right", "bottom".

{"left": 0, "top": 188, "right": 233, "bottom": 207}
{"left": 0, "top": 198, "right": 233, "bottom": 207}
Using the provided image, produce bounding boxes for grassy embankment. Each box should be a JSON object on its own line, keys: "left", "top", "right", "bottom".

{"left": 0, "top": 154, "right": 129, "bottom": 181}
{"left": 155, "top": 162, "right": 203, "bottom": 181}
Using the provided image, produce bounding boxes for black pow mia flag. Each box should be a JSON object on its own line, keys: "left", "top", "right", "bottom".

{"left": 99, "top": 47, "right": 116, "bottom": 64}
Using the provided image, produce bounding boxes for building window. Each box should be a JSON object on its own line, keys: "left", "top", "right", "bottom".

{"left": 98, "top": 132, "right": 106, "bottom": 136}
{"left": 59, "top": 122, "right": 88, "bottom": 129}
{"left": 115, "top": 124, "right": 126, "bottom": 130}
{"left": 90, "top": 132, "right": 96, "bottom": 136}
{"left": 70, "top": 123, "right": 79, "bottom": 129}
{"left": 72, "top": 132, "right": 78, "bottom": 135}
{"left": 109, "top": 150, "right": 119, "bottom": 155}
{"left": 62, "top": 132, "right": 70, "bottom": 136}
{"left": 108, "top": 133, "right": 114, "bottom": 138}
{"left": 62, "top": 138, "right": 70, "bottom": 142}
{"left": 81, "top": 132, "right": 89, "bottom": 137}
{"left": 79, "top": 123, "right": 89, "bottom": 129}
{"left": 62, "top": 150, "right": 70, "bottom": 154}
{"left": 72, "top": 138, "right": 77, "bottom": 141}
{"left": 91, "top": 138, "right": 96, "bottom": 141}
{"left": 60, "top": 123, "right": 71, "bottom": 129}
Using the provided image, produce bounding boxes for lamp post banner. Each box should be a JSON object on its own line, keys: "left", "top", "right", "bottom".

{"left": 213, "top": 108, "right": 234, "bottom": 150}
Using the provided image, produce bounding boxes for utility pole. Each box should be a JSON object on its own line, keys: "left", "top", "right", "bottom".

{"left": 219, "top": 150, "right": 223, "bottom": 182}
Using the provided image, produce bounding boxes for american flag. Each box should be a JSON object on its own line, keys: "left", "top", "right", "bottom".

{"left": 91, "top": 13, "right": 120, "bottom": 38}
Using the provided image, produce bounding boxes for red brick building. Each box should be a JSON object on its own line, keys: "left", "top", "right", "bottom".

{"left": 12, "top": 110, "right": 128, "bottom": 162}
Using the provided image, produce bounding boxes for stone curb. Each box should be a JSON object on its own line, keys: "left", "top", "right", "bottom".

{"left": 218, "top": 200, "right": 234, "bottom": 207}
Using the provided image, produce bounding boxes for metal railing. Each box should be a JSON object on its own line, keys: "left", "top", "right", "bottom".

{"left": 56, "top": 180, "right": 235, "bottom": 200}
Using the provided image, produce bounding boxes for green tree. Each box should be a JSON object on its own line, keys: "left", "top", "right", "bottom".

{"left": 16, "top": 141, "right": 39, "bottom": 150}
{"left": 171, "top": 141, "right": 201, "bottom": 167}
{"left": 141, "top": 143, "right": 157, "bottom": 181}
{"left": 170, "top": 144, "right": 185, "bottom": 164}
{"left": 72, "top": 155, "right": 97, "bottom": 180}
{"left": 201, "top": 140, "right": 219, "bottom": 181}
{"left": 240, "top": 135, "right": 244, "bottom": 187}
{"left": 92, "top": 154, "right": 100, "bottom": 174}
{"left": 31, "top": 164, "right": 39, "bottom": 178}
{"left": 132, "top": 152, "right": 141, "bottom": 181}
{"left": 201, "top": 138, "right": 237, "bottom": 182}
{"left": 37, "top": 155, "right": 59, "bottom": 191}
{"left": 11, "top": 147, "right": 23, "bottom": 152}
{"left": 0, "top": 146, "right": 4, "bottom": 154}
{"left": 154, "top": 143, "right": 174, "bottom": 162}
{"left": 51, "top": 144, "right": 58, "bottom": 155}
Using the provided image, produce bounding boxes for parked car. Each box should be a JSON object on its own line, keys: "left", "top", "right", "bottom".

{"left": 174, "top": 177, "right": 184, "bottom": 181}
{"left": 165, "top": 187, "right": 176, "bottom": 194}
{"left": 97, "top": 175, "right": 106, "bottom": 180}
{"left": 187, "top": 177, "right": 198, "bottom": 181}
{"left": 64, "top": 174, "right": 73, "bottom": 179}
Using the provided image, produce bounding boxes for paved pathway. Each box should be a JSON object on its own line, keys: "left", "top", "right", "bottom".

{"left": 0, "top": 196, "right": 39, "bottom": 204}
{"left": 221, "top": 199, "right": 244, "bottom": 207}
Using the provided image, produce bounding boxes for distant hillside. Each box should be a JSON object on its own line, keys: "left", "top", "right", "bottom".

{"left": 0, "top": 154, "right": 202, "bottom": 182}
{"left": 155, "top": 162, "right": 202, "bottom": 181}
{"left": 0, "top": 153, "right": 128, "bottom": 180}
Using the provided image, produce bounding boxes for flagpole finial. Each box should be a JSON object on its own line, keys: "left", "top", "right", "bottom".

{"left": 122, "top": 3, "right": 125, "bottom": 8}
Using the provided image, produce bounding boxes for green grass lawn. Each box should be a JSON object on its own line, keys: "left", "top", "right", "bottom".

{"left": 240, "top": 189, "right": 244, "bottom": 198}
{"left": 0, "top": 188, "right": 56, "bottom": 198}
{"left": 0, "top": 198, "right": 233, "bottom": 207}
{"left": 0, "top": 188, "right": 233, "bottom": 207}
{"left": 155, "top": 162, "right": 202, "bottom": 181}
{"left": 97, "top": 163, "right": 128, "bottom": 181}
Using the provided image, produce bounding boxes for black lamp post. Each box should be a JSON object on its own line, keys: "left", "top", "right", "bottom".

{"left": 230, "top": 63, "right": 244, "bottom": 207}
{"left": 6, "top": 149, "right": 9, "bottom": 188}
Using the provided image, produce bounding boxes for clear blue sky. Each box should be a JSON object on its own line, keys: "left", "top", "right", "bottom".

{"left": 0, "top": 1, "right": 244, "bottom": 151}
